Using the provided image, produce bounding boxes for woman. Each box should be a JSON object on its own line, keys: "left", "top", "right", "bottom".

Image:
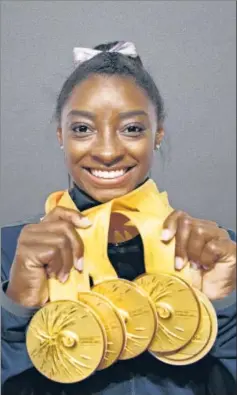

{"left": 1, "top": 41, "right": 236, "bottom": 395}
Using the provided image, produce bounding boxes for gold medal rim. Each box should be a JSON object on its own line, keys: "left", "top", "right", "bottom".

{"left": 134, "top": 273, "right": 201, "bottom": 353}
{"left": 150, "top": 289, "right": 218, "bottom": 365}
{"left": 78, "top": 291, "right": 127, "bottom": 370}
{"left": 26, "top": 300, "right": 107, "bottom": 383}
{"left": 93, "top": 278, "right": 158, "bottom": 360}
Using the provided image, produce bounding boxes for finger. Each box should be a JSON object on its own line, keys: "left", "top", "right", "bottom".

{"left": 57, "top": 245, "right": 73, "bottom": 283}
{"left": 54, "top": 221, "right": 84, "bottom": 269}
{"left": 196, "top": 219, "right": 219, "bottom": 227}
{"left": 161, "top": 210, "right": 185, "bottom": 241}
{"left": 43, "top": 206, "right": 92, "bottom": 228}
{"left": 75, "top": 257, "right": 84, "bottom": 271}
{"left": 21, "top": 233, "right": 63, "bottom": 267}
{"left": 22, "top": 232, "right": 75, "bottom": 282}
{"left": 43, "top": 244, "right": 72, "bottom": 283}
{"left": 187, "top": 224, "right": 214, "bottom": 266}
{"left": 199, "top": 239, "right": 223, "bottom": 270}
{"left": 45, "top": 249, "right": 63, "bottom": 278}
{"left": 37, "top": 221, "right": 84, "bottom": 266}
{"left": 54, "top": 228, "right": 83, "bottom": 279}
{"left": 22, "top": 223, "right": 84, "bottom": 275}
{"left": 216, "top": 227, "right": 231, "bottom": 239}
{"left": 174, "top": 216, "right": 192, "bottom": 270}
{"left": 24, "top": 241, "right": 64, "bottom": 280}
{"left": 161, "top": 212, "right": 219, "bottom": 243}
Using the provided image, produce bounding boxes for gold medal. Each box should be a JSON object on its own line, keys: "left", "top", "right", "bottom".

{"left": 78, "top": 291, "right": 126, "bottom": 370}
{"left": 26, "top": 299, "right": 106, "bottom": 383}
{"left": 64, "top": 200, "right": 158, "bottom": 361}
{"left": 134, "top": 273, "right": 200, "bottom": 353}
{"left": 93, "top": 279, "right": 157, "bottom": 360}
{"left": 151, "top": 289, "right": 218, "bottom": 365}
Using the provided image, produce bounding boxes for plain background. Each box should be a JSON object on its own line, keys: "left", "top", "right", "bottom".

{"left": 1, "top": 1, "right": 236, "bottom": 229}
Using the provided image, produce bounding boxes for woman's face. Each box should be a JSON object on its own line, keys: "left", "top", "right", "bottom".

{"left": 58, "top": 74, "right": 164, "bottom": 202}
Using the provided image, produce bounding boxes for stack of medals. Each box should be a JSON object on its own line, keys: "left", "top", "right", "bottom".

{"left": 26, "top": 180, "right": 218, "bottom": 383}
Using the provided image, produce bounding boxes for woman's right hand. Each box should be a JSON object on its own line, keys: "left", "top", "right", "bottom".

{"left": 6, "top": 207, "right": 91, "bottom": 308}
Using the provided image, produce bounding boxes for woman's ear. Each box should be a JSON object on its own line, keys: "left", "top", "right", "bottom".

{"left": 154, "top": 127, "right": 165, "bottom": 149}
{"left": 57, "top": 127, "right": 63, "bottom": 149}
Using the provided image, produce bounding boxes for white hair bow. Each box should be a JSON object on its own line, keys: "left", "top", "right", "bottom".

{"left": 73, "top": 41, "right": 138, "bottom": 66}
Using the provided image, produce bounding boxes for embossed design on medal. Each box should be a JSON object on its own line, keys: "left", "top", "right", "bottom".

{"left": 151, "top": 289, "right": 218, "bottom": 365}
{"left": 134, "top": 273, "right": 201, "bottom": 353}
{"left": 26, "top": 300, "right": 106, "bottom": 383}
{"left": 78, "top": 291, "right": 126, "bottom": 369}
{"left": 93, "top": 279, "right": 157, "bottom": 360}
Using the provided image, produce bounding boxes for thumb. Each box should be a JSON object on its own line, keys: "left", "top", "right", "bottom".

{"left": 43, "top": 206, "right": 92, "bottom": 228}
{"left": 161, "top": 211, "right": 180, "bottom": 241}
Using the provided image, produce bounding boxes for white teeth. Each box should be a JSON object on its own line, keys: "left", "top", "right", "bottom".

{"left": 90, "top": 169, "right": 126, "bottom": 179}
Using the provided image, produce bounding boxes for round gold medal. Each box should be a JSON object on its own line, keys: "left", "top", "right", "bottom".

{"left": 26, "top": 300, "right": 106, "bottom": 383}
{"left": 151, "top": 289, "right": 218, "bottom": 365}
{"left": 134, "top": 273, "right": 200, "bottom": 353}
{"left": 78, "top": 291, "right": 126, "bottom": 370}
{"left": 93, "top": 279, "right": 157, "bottom": 360}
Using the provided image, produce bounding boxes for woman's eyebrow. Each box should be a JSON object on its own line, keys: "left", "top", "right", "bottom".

{"left": 67, "top": 110, "right": 95, "bottom": 120}
{"left": 67, "top": 109, "right": 148, "bottom": 120}
{"left": 119, "top": 110, "right": 148, "bottom": 119}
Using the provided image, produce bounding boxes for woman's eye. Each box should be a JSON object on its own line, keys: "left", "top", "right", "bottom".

{"left": 123, "top": 125, "right": 145, "bottom": 135}
{"left": 71, "top": 124, "right": 91, "bottom": 135}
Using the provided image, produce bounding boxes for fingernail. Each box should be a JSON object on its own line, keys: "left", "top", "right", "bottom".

{"left": 161, "top": 229, "right": 172, "bottom": 241}
{"left": 190, "top": 261, "right": 200, "bottom": 270}
{"left": 202, "top": 265, "right": 210, "bottom": 271}
{"left": 75, "top": 257, "right": 83, "bottom": 271}
{"left": 175, "top": 257, "right": 185, "bottom": 270}
{"left": 58, "top": 273, "right": 69, "bottom": 283}
{"left": 77, "top": 216, "right": 92, "bottom": 228}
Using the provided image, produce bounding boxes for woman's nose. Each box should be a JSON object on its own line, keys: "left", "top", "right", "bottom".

{"left": 91, "top": 133, "right": 125, "bottom": 166}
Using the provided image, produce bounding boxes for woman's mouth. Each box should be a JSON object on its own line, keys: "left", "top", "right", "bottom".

{"left": 89, "top": 168, "right": 129, "bottom": 179}
{"left": 83, "top": 166, "right": 135, "bottom": 184}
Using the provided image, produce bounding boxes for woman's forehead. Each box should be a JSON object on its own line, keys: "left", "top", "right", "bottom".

{"left": 62, "top": 74, "right": 155, "bottom": 117}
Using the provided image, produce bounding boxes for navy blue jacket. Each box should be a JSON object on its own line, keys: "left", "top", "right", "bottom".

{"left": 1, "top": 186, "right": 236, "bottom": 395}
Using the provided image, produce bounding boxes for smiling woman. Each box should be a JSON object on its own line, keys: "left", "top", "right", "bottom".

{"left": 56, "top": 42, "right": 164, "bottom": 203}
{"left": 58, "top": 75, "right": 160, "bottom": 202}
{"left": 1, "top": 41, "right": 236, "bottom": 395}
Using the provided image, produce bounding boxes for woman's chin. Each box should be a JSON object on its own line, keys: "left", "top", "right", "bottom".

{"left": 73, "top": 167, "right": 144, "bottom": 202}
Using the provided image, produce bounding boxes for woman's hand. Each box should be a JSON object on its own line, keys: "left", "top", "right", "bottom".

{"left": 161, "top": 211, "right": 236, "bottom": 300}
{"left": 6, "top": 207, "right": 91, "bottom": 308}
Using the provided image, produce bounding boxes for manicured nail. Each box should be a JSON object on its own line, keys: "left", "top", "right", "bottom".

{"left": 161, "top": 229, "right": 172, "bottom": 241}
{"left": 175, "top": 257, "right": 185, "bottom": 270}
{"left": 58, "top": 273, "right": 69, "bottom": 283}
{"left": 77, "top": 216, "right": 92, "bottom": 228}
{"left": 75, "top": 257, "right": 83, "bottom": 271}
{"left": 190, "top": 261, "right": 201, "bottom": 270}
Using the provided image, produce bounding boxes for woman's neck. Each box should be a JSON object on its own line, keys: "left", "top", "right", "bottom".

{"left": 70, "top": 178, "right": 149, "bottom": 212}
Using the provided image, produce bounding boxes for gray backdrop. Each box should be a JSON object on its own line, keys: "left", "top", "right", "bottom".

{"left": 1, "top": 1, "right": 236, "bottom": 230}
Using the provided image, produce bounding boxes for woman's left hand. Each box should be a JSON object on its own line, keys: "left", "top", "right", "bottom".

{"left": 161, "top": 211, "right": 236, "bottom": 301}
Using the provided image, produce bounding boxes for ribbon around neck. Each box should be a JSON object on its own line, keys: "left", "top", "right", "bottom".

{"left": 45, "top": 180, "right": 191, "bottom": 301}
